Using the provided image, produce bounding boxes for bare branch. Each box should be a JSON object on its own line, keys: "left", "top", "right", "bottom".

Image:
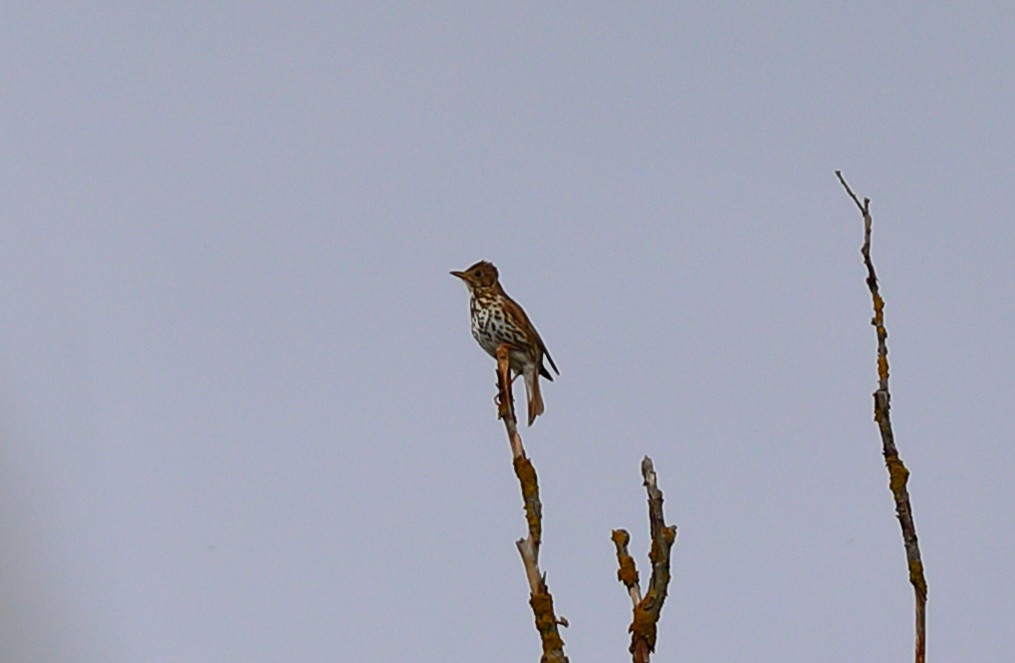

{"left": 614, "top": 456, "right": 677, "bottom": 662}
{"left": 495, "top": 345, "right": 568, "bottom": 663}
{"left": 837, "top": 171, "right": 927, "bottom": 663}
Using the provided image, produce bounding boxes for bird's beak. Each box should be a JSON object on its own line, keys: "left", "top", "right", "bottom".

{"left": 450, "top": 270, "right": 467, "bottom": 281}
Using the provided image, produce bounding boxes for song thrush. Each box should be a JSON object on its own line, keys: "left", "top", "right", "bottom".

{"left": 451, "top": 260, "right": 559, "bottom": 426}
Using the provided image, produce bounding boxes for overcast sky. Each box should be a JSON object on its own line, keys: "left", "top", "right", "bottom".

{"left": 2, "top": 3, "right": 1013, "bottom": 661}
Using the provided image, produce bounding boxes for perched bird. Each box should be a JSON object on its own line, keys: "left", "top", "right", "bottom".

{"left": 451, "top": 260, "right": 559, "bottom": 425}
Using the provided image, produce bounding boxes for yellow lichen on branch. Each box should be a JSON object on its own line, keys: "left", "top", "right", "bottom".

{"left": 612, "top": 530, "right": 640, "bottom": 588}
{"left": 629, "top": 604, "right": 658, "bottom": 647}
{"left": 530, "top": 592, "right": 567, "bottom": 654}
{"left": 514, "top": 455, "right": 542, "bottom": 545}
{"left": 886, "top": 456, "right": 909, "bottom": 494}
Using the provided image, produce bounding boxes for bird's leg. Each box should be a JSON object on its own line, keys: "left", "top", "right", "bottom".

{"left": 494, "top": 345, "right": 516, "bottom": 421}
{"left": 494, "top": 373, "right": 520, "bottom": 408}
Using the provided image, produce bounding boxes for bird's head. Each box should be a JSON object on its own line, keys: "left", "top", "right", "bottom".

{"left": 450, "top": 260, "right": 499, "bottom": 291}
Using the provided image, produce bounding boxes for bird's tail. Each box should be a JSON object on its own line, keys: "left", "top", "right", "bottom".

{"left": 524, "top": 367, "right": 544, "bottom": 426}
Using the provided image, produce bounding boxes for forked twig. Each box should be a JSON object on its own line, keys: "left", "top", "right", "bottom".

{"left": 612, "top": 457, "right": 677, "bottom": 663}
{"left": 837, "top": 171, "right": 927, "bottom": 663}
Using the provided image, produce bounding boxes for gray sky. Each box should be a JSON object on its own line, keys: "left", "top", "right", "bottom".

{"left": 2, "top": 3, "right": 1013, "bottom": 661}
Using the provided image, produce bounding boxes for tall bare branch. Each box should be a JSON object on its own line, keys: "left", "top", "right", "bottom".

{"left": 495, "top": 344, "right": 568, "bottom": 663}
{"left": 837, "top": 171, "right": 928, "bottom": 663}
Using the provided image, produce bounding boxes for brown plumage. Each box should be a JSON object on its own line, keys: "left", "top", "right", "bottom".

{"left": 451, "top": 260, "right": 559, "bottom": 425}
